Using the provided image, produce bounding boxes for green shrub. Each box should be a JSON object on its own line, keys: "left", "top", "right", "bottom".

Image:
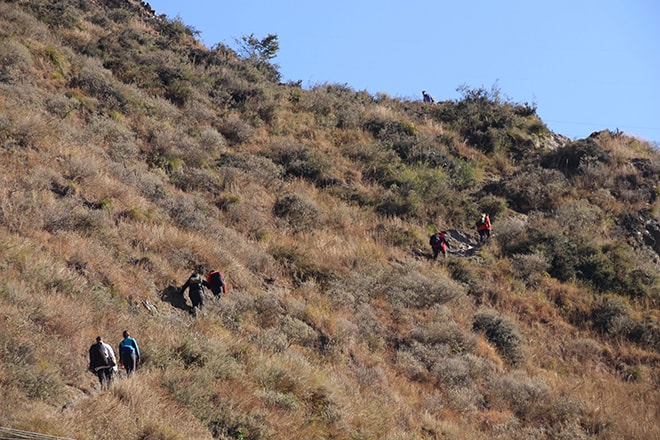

{"left": 452, "top": 85, "right": 514, "bottom": 154}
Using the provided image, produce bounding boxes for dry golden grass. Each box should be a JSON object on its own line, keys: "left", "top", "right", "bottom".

{"left": 0, "top": 2, "right": 659, "bottom": 439}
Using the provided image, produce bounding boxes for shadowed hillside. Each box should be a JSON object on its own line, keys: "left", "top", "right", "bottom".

{"left": 1, "top": 1, "right": 659, "bottom": 439}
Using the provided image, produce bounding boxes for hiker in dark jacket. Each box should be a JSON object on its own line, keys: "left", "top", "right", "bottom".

{"left": 180, "top": 271, "right": 208, "bottom": 315}
{"left": 88, "top": 336, "right": 116, "bottom": 390}
{"left": 118, "top": 330, "right": 140, "bottom": 376}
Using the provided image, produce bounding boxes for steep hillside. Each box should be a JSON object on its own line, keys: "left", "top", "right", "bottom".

{"left": 1, "top": 1, "right": 659, "bottom": 439}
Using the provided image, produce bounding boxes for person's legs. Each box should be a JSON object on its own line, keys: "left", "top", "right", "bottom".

{"left": 97, "top": 368, "right": 111, "bottom": 390}
{"left": 106, "top": 368, "right": 114, "bottom": 387}
{"left": 190, "top": 290, "right": 202, "bottom": 315}
{"left": 124, "top": 353, "right": 137, "bottom": 375}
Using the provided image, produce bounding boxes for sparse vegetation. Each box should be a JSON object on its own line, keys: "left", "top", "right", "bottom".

{"left": 0, "top": 1, "right": 659, "bottom": 439}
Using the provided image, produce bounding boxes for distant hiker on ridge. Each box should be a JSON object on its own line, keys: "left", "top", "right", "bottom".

{"left": 88, "top": 336, "right": 117, "bottom": 390}
{"left": 422, "top": 90, "right": 434, "bottom": 103}
{"left": 118, "top": 330, "right": 140, "bottom": 377}
{"left": 429, "top": 230, "right": 449, "bottom": 259}
{"left": 180, "top": 270, "right": 208, "bottom": 316}
{"left": 476, "top": 213, "right": 492, "bottom": 243}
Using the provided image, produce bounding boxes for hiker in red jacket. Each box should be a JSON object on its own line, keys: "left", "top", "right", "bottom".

{"left": 476, "top": 213, "right": 492, "bottom": 243}
{"left": 429, "top": 230, "right": 449, "bottom": 259}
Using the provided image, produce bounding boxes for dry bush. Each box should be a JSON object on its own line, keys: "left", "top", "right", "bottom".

{"left": 84, "top": 115, "right": 140, "bottom": 162}
{"left": 501, "top": 167, "right": 571, "bottom": 213}
{"left": 266, "top": 137, "right": 337, "bottom": 186}
{"left": 216, "top": 151, "right": 283, "bottom": 188}
{"left": 486, "top": 371, "right": 549, "bottom": 420}
{"left": 473, "top": 309, "right": 523, "bottom": 365}
{"left": 273, "top": 192, "right": 324, "bottom": 233}
{"left": 0, "top": 39, "right": 35, "bottom": 84}
{"left": 510, "top": 252, "right": 550, "bottom": 286}
{"left": 161, "top": 192, "right": 213, "bottom": 232}
{"left": 71, "top": 57, "right": 126, "bottom": 110}
{"left": 408, "top": 306, "right": 475, "bottom": 352}
{"left": 0, "top": 3, "right": 52, "bottom": 41}
{"left": 380, "top": 264, "right": 466, "bottom": 309}
{"left": 552, "top": 199, "right": 604, "bottom": 237}
{"left": 217, "top": 113, "right": 255, "bottom": 144}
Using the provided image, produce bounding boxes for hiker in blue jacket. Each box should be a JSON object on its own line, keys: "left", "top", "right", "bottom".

{"left": 118, "top": 330, "right": 140, "bottom": 376}
{"left": 422, "top": 90, "right": 435, "bottom": 103}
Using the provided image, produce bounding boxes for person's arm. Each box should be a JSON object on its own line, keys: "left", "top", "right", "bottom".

{"left": 180, "top": 279, "right": 190, "bottom": 294}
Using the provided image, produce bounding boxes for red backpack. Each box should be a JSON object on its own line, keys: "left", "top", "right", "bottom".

{"left": 207, "top": 270, "right": 226, "bottom": 296}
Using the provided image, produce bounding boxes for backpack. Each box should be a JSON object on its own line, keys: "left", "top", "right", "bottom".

{"left": 208, "top": 271, "right": 224, "bottom": 291}
{"left": 120, "top": 342, "right": 135, "bottom": 356}
{"left": 95, "top": 343, "right": 113, "bottom": 367}
{"left": 429, "top": 234, "right": 440, "bottom": 246}
{"left": 476, "top": 217, "right": 485, "bottom": 227}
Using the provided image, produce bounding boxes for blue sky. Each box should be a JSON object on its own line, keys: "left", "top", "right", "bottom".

{"left": 148, "top": 1, "right": 659, "bottom": 144}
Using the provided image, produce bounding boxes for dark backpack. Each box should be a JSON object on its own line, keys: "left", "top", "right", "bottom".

{"left": 120, "top": 343, "right": 135, "bottom": 356}
{"left": 429, "top": 234, "right": 440, "bottom": 246}
{"left": 94, "top": 343, "right": 111, "bottom": 367}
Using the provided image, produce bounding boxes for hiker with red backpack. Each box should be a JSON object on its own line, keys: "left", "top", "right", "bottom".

{"left": 429, "top": 230, "right": 449, "bottom": 259}
{"left": 207, "top": 270, "right": 226, "bottom": 298}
